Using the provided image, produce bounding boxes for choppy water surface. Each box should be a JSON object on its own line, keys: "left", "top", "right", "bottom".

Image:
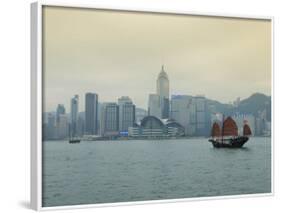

{"left": 42, "top": 137, "right": 271, "bottom": 207}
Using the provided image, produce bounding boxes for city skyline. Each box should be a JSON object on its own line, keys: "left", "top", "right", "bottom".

{"left": 43, "top": 6, "right": 271, "bottom": 112}
{"left": 43, "top": 89, "right": 271, "bottom": 140}
{"left": 43, "top": 90, "right": 270, "bottom": 114}
{"left": 43, "top": 80, "right": 271, "bottom": 139}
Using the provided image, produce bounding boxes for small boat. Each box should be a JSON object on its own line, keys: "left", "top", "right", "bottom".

{"left": 69, "top": 138, "right": 81, "bottom": 143}
{"left": 68, "top": 124, "right": 81, "bottom": 144}
{"left": 208, "top": 116, "right": 252, "bottom": 148}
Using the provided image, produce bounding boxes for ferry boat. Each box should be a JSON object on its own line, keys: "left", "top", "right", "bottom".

{"left": 208, "top": 116, "right": 252, "bottom": 148}
{"left": 69, "top": 138, "right": 81, "bottom": 144}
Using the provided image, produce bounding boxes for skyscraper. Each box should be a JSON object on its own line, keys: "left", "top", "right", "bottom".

{"left": 56, "top": 104, "right": 65, "bottom": 124}
{"left": 156, "top": 65, "right": 170, "bottom": 118}
{"left": 77, "top": 112, "right": 85, "bottom": 137}
{"left": 70, "top": 95, "right": 79, "bottom": 137}
{"left": 194, "top": 95, "right": 208, "bottom": 136}
{"left": 118, "top": 96, "right": 135, "bottom": 132}
{"left": 85, "top": 93, "right": 98, "bottom": 135}
{"left": 157, "top": 65, "right": 169, "bottom": 99}
{"left": 188, "top": 100, "right": 197, "bottom": 136}
{"left": 47, "top": 112, "right": 56, "bottom": 139}
{"left": 57, "top": 114, "right": 68, "bottom": 139}
{"left": 100, "top": 103, "right": 119, "bottom": 136}
{"left": 148, "top": 94, "right": 161, "bottom": 118}
{"left": 170, "top": 95, "right": 192, "bottom": 135}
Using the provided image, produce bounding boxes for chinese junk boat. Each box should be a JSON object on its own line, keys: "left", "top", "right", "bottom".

{"left": 208, "top": 116, "right": 252, "bottom": 148}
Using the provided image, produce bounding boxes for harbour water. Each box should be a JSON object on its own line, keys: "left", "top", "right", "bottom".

{"left": 42, "top": 137, "right": 271, "bottom": 207}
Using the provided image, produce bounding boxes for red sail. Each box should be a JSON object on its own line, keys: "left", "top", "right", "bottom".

{"left": 243, "top": 124, "right": 252, "bottom": 136}
{"left": 222, "top": 117, "right": 238, "bottom": 136}
{"left": 211, "top": 122, "right": 221, "bottom": 137}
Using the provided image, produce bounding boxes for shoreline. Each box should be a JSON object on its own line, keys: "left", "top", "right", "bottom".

{"left": 43, "top": 135, "right": 271, "bottom": 142}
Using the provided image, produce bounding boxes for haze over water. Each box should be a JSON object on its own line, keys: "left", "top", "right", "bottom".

{"left": 42, "top": 137, "right": 271, "bottom": 207}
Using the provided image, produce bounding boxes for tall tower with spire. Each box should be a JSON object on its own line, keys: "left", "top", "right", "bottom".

{"left": 157, "top": 65, "right": 169, "bottom": 99}
{"left": 156, "top": 65, "right": 170, "bottom": 118}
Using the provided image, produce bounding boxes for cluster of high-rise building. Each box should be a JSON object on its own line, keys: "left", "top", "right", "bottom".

{"left": 43, "top": 94, "right": 136, "bottom": 140}
{"left": 146, "top": 65, "right": 210, "bottom": 136}
{"left": 169, "top": 95, "right": 211, "bottom": 136}
{"left": 253, "top": 102, "right": 271, "bottom": 136}
{"left": 43, "top": 65, "right": 271, "bottom": 141}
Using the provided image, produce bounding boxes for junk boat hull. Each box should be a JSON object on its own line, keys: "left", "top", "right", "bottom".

{"left": 208, "top": 136, "right": 249, "bottom": 148}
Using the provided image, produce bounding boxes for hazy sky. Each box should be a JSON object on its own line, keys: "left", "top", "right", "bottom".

{"left": 43, "top": 6, "right": 271, "bottom": 112}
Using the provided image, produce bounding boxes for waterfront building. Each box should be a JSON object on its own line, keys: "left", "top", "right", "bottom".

{"left": 141, "top": 116, "right": 165, "bottom": 137}
{"left": 100, "top": 103, "right": 119, "bottom": 137}
{"left": 118, "top": 96, "right": 135, "bottom": 133}
{"left": 187, "top": 101, "right": 197, "bottom": 136}
{"left": 170, "top": 95, "right": 200, "bottom": 136}
{"left": 170, "top": 95, "right": 192, "bottom": 135}
{"left": 85, "top": 93, "right": 98, "bottom": 135}
{"left": 256, "top": 109, "right": 268, "bottom": 135}
{"left": 77, "top": 112, "right": 85, "bottom": 137}
{"left": 128, "top": 127, "right": 140, "bottom": 137}
{"left": 161, "top": 98, "right": 170, "bottom": 119}
{"left": 148, "top": 94, "right": 161, "bottom": 118}
{"left": 95, "top": 103, "right": 103, "bottom": 134}
{"left": 265, "top": 101, "right": 271, "bottom": 122}
{"left": 265, "top": 121, "right": 271, "bottom": 136}
{"left": 47, "top": 112, "right": 56, "bottom": 139}
{"left": 255, "top": 117, "right": 264, "bottom": 136}
{"left": 194, "top": 95, "right": 209, "bottom": 136}
{"left": 56, "top": 104, "right": 65, "bottom": 124}
{"left": 156, "top": 65, "right": 170, "bottom": 118}
{"left": 57, "top": 114, "right": 68, "bottom": 139}
{"left": 164, "top": 119, "right": 185, "bottom": 137}
{"left": 70, "top": 95, "right": 79, "bottom": 137}
{"left": 128, "top": 116, "right": 184, "bottom": 138}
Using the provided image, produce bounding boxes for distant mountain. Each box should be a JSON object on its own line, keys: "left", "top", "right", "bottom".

{"left": 236, "top": 93, "right": 271, "bottom": 119}
{"left": 207, "top": 99, "right": 234, "bottom": 115}
{"left": 206, "top": 93, "right": 271, "bottom": 121}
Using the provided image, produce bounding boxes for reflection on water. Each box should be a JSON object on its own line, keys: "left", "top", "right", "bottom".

{"left": 42, "top": 137, "right": 271, "bottom": 207}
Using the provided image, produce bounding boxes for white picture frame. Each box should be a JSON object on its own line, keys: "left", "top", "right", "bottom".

{"left": 31, "top": 0, "right": 274, "bottom": 210}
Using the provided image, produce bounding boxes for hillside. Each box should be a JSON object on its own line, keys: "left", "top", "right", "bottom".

{"left": 236, "top": 93, "right": 271, "bottom": 120}
{"left": 207, "top": 93, "right": 271, "bottom": 121}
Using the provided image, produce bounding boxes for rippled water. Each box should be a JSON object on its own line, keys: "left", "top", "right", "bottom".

{"left": 42, "top": 137, "right": 271, "bottom": 207}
